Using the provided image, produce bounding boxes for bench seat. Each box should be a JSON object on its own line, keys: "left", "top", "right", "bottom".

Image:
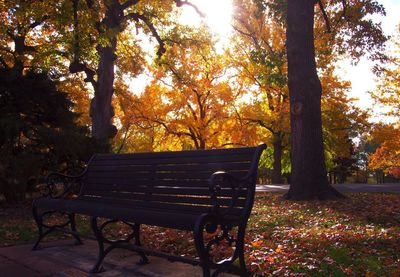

{"left": 34, "top": 197, "right": 241, "bottom": 230}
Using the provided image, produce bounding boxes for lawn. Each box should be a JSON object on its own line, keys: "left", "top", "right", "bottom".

{"left": 1, "top": 192, "right": 399, "bottom": 276}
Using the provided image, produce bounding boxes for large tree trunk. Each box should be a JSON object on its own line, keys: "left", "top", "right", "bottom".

{"left": 271, "top": 133, "right": 283, "bottom": 184}
{"left": 88, "top": 3, "right": 122, "bottom": 143}
{"left": 90, "top": 41, "right": 117, "bottom": 141}
{"left": 285, "top": 0, "right": 344, "bottom": 200}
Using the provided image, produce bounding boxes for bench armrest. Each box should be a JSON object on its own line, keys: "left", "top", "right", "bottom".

{"left": 39, "top": 172, "right": 85, "bottom": 199}
{"left": 208, "top": 171, "right": 249, "bottom": 217}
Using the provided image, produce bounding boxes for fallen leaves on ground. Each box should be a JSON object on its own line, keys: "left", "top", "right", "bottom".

{"left": 1, "top": 192, "right": 399, "bottom": 276}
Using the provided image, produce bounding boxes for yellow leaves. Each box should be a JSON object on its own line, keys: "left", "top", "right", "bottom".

{"left": 123, "top": 30, "right": 248, "bottom": 150}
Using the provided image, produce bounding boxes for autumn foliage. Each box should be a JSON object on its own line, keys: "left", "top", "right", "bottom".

{"left": 0, "top": 0, "right": 399, "bottom": 203}
{"left": 368, "top": 125, "right": 400, "bottom": 178}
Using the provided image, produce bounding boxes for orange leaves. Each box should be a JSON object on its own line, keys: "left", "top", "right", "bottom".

{"left": 251, "top": 239, "right": 263, "bottom": 248}
{"left": 368, "top": 124, "right": 400, "bottom": 177}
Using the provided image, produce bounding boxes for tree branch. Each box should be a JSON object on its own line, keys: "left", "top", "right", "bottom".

{"left": 244, "top": 118, "right": 274, "bottom": 134}
{"left": 341, "top": 0, "right": 347, "bottom": 19}
{"left": 116, "top": 124, "right": 131, "bottom": 153}
{"left": 174, "top": 0, "right": 205, "bottom": 17}
{"left": 29, "top": 15, "right": 50, "bottom": 30}
{"left": 317, "top": 0, "right": 332, "bottom": 33}
{"left": 121, "top": 0, "right": 140, "bottom": 10}
{"left": 125, "top": 13, "right": 166, "bottom": 56}
{"left": 69, "top": 60, "right": 97, "bottom": 89}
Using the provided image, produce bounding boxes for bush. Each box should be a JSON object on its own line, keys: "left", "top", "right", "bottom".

{"left": 0, "top": 69, "right": 99, "bottom": 203}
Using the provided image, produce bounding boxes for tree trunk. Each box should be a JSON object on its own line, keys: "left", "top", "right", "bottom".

{"left": 88, "top": 3, "right": 122, "bottom": 143}
{"left": 271, "top": 133, "right": 283, "bottom": 184}
{"left": 285, "top": 0, "right": 344, "bottom": 200}
{"left": 90, "top": 41, "right": 117, "bottom": 142}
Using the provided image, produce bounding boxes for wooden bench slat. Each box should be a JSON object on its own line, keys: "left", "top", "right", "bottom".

{"left": 83, "top": 184, "right": 249, "bottom": 197}
{"left": 85, "top": 170, "right": 248, "bottom": 180}
{"left": 89, "top": 153, "right": 255, "bottom": 167}
{"left": 79, "top": 195, "right": 244, "bottom": 216}
{"left": 84, "top": 178, "right": 208, "bottom": 187}
{"left": 93, "top": 147, "right": 256, "bottom": 160}
{"left": 87, "top": 162, "right": 252, "bottom": 173}
{"left": 83, "top": 176, "right": 253, "bottom": 190}
{"left": 81, "top": 191, "right": 246, "bottom": 207}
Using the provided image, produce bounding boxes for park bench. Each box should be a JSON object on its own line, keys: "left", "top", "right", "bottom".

{"left": 32, "top": 144, "right": 266, "bottom": 277}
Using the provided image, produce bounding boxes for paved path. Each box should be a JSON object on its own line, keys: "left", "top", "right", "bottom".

{"left": 0, "top": 240, "right": 234, "bottom": 277}
{"left": 256, "top": 183, "right": 400, "bottom": 193}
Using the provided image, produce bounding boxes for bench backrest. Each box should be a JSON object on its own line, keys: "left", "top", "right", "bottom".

{"left": 79, "top": 144, "right": 266, "bottom": 217}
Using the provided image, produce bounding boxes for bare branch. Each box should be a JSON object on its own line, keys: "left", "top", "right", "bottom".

{"left": 174, "top": 0, "right": 205, "bottom": 17}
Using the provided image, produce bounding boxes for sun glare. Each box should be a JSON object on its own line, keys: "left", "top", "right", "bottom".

{"left": 180, "top": 0, "right": 233, "bottom": 39}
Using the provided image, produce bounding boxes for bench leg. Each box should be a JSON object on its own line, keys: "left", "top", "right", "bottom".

{"left": 132, "top": 223, "right": 149, "bottom": 265}
{"left": 32, "top": 206, "right": 44, "bottom": 250}
{"left": 90, "top": 218, "right": 150, "bottom": 273}
{"left": 69, "top": 213, "right": 83, "bottom": 245}
{"left": 194, "top": 214, "right": 250, "bottom": 277}
{"left": 194, "top": 214, "right": 214, "bottom": 277}
{"left": 236, "top": 226, "right": 248, "bottom": 277}
{"left": 90, "top": 216, "right": 106, "bottom": 273}
{"left": 32, "top": 207, "right": 60, "bottom": 250}
{"left": 32, "top": 206, "right": 83, "bottom": 250}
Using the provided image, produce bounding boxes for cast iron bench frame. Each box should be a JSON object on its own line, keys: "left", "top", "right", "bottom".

{"left": 32, "top": 144, "right": 266, "bottom": 277}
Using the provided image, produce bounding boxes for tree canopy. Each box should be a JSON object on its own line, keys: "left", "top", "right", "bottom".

{"left": 0, "top": 0, "right": 397, "bottom": 202}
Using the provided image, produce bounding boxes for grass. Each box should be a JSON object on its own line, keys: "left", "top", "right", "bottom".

{"left": 1, "top": 192, "right": 400, "bottom": 276}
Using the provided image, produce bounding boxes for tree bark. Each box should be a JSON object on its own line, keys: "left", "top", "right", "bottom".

{"left": 285, "top": 0, "right": 344, "bottom": 200}
{"left": 88, "top": 3, "right": 122, "bottom": 142}
{"left": 90, "top": 41, "right": 117, "bottom": 141}
{"left": 271, "top": 133, "right": 283, "bottom": 184}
